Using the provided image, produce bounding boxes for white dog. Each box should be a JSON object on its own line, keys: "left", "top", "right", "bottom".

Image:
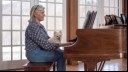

{"left": 48, "top": 31, "right": 62, "bottom": 43}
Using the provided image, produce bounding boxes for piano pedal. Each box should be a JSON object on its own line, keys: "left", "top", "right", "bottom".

{"left": 96, "top": 61, "right": 106, "bottom": 71}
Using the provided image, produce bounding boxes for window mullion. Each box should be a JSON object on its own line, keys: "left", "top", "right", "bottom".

{"left": 114, "top": 0, "right": 116, "bottom": 14}
{"left": 20, "top": 0, "right": 22, "bottom": 60}
{"left": 118, "top": 0, "right": 122, "bottom": 15}
{"left": 0, "top": 0, "right": 2, "bottom": 65}
{"left": 46, "top": 0, "right": 48, "bottom": 31}
{"left": 11, "top": 0, "right": 13, "bottom": 61}
{"left": 34, "top": 0, "right": 39, "bottom": 5}
{"left": 97, "top": 0, "right": 104, "bottom": 26}
{"left": 62, "top": 0, "right": 66, "bottom": 43}
{"left": 54, "top": 2, "right": 56, "bottom": 31}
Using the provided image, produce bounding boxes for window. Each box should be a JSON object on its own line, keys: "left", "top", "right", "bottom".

{"left": 1, "top": 0, "right": 30, "bottom": 61}
{"left": 79, "top": 0, "right": 98, "bottom": 28}
{"left": 0, "top": 0, "right": 66, "bottom": 70}
{"left": 104, "top": 0, "right": 119, "bottom": 15}
{"left": 78, "top": 0, "right": 122, "bottom": 28}
{"left": 0, "top": 0, "right": 32, "bottom": 70}
{"left": 39, "top": 0, "right": 66, "bottom": 43}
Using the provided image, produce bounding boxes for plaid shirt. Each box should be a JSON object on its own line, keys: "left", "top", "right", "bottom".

{"left": 25, "top": 21, "right": 59, "bottom": 52}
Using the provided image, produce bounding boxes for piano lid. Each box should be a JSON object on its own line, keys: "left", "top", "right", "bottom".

{"left": 65, "top": 29, "right": 127, "bottom": 54}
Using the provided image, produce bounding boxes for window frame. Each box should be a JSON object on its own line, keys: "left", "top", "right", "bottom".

{"left": 78, "top": 0, "right": 122, "bottom": 28}
{"left": 37, "top": 0, "right": 67, "bottom": 43}
{"left": 0, "top": 0, "right": 34, "bottom": 70}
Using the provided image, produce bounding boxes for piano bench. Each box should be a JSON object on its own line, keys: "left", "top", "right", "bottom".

{"left": 23, "top": 62, "right": 56, "bottom": 71}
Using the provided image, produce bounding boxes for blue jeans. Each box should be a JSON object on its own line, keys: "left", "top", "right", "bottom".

{"left": 26, "top": 48, "right": 66, "bottom": 71}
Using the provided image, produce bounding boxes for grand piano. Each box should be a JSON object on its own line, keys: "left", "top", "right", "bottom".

{"left": 64, "top": 26, "right": 127, "bottom": 71}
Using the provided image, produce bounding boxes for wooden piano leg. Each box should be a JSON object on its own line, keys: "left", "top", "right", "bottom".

{"left": 83, "top": 62, "right": 97, "bottom": 71}
{"left": 67, "top": 59, "right": 78, "bottom": 65}
{"left": 67, "top": 59, "right": 72, "bottom": 65}
{"left": 84, "top": 63, "right": 87, "bottom": 71}
{"left": 84, "top": 61, "right": 106, "bottom": 71}
{"left": 122, "top": 53, "right": 127, "bottom": 59}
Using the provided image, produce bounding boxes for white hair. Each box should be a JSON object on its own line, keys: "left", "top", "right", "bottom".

{"left": 29, "top": 5, "right": 45, "bottom": 22}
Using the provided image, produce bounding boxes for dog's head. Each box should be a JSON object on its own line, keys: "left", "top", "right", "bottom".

{"left": 54, "top": 31, "right": 62, "bottom": 41}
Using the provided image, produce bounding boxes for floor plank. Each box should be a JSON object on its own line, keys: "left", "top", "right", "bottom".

{"left": 66, "top": 59, "right": 127, "bottom": 71}
{"left": 7, "top": 59, "right": 127, "bottom": 71}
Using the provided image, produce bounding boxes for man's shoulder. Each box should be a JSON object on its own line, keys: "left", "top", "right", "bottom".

{"left": 27, "top": 22, "right": 41, "bottom": 30}
{"left": 29, "top": 22, "right": 39, "bottom": 26}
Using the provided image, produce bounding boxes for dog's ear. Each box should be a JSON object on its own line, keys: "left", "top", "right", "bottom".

{"left": 59, "top": 31, "right": 62, "bottom": 34}
{"left": 54, "top": 31, "right": 57, "bottom": 36}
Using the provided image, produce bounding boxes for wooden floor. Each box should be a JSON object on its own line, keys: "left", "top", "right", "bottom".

{"left": 66, "top": 59, "right": 127, "bottom": 71}
{"left": 8, "top": 59, "right": 127, "bottom": 71}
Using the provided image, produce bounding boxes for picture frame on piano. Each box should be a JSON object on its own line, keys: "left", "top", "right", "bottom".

{"left": 105, "top": 15, "right": 112, "bottom": 25}
{"left": 115, "top": 16, "right": 123, "bottom": 25}
{"left": 120, "top": 14, "right": 126, "bottom": 24}
{"left": 110, "top": 15, "right": 118, "bottom": 24}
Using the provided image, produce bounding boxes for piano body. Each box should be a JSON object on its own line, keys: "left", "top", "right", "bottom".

{"left": 64, "top": 28, "right": 127, "bottom": 71}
